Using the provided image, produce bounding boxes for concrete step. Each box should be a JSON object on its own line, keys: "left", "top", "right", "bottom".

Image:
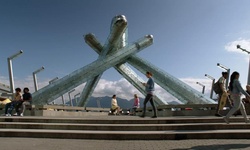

{"left": 0, "top": 122, "right": 250, "bottom": 131}
{"left": 0, "top": 116, "right": 249, "bottom": 140}
{"left": 1, "top": 129, "right": 250, "bottom": 140}
{"left": 0, "top": 116, "right": 246, "bottom": 124}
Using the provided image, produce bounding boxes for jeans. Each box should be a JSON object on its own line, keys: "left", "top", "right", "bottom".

{"left": 142, "top": 94, "right": 157, "bottom": 116}
{"left": 15, "top": 101, "right": 31, "bottom": 115}
{"left": 225, "top": 94, "right": 249, "bottom": 122}
{"left": 5, "top": 101, "right": 18, "bottom": 114}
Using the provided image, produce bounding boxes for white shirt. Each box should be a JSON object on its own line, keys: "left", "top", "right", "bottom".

{"left": 218, "top": 76, "right": 226, "bottom": 91}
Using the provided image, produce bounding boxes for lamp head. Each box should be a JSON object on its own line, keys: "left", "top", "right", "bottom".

{"left": 9, "top": 50, "right": 24, "bottom": 59}
{"left": 236, "top": 44, "right": 241, "bottom": 49}
{"left": 33, "top": 66, "right": 45, "bottom": 74}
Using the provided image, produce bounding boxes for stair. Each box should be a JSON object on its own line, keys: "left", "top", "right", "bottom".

{"left": 0, "top": 116, "right": 250, "bottom": 140}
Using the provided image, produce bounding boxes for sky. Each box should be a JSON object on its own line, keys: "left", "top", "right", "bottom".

{"left": 1, "top": 0, "right": 250, "bottom": 104}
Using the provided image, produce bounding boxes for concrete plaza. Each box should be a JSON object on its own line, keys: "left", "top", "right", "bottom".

{"left": 0, "top": 138, "right": 250, "bottom": 150}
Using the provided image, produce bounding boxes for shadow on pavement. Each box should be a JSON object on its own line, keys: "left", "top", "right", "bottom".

{"left": 171, "top": 144, "right": 250, "bottom": 150}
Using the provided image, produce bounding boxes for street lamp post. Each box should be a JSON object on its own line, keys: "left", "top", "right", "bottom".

{"left": 205, "top": 74, "right": 215, "bottom": 99}
{"left": 196, "top": 82, "right": 205, "bottom": 94}
{"left": 74, "top": 93, "right": 80, "bottom": 105}
{"left": 237, "top": 44, "right": 250, "bottom": 85}
{"left": 68, "top": 89, "right": 75, "bottom": 106}
{"left": 33, "top": 66, "right": 45, "bottom": 92}
{"left": 8, "top": 50, "right": 23, "bottom": 95}
{"left": 217, "top": 63, "right": 230, "bottom": 90}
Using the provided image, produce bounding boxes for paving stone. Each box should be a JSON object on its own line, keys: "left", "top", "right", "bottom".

{"left": 1, "top": 138, "right": 250, "bottom": 150}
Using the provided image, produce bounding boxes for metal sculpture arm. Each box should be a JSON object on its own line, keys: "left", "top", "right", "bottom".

{"left": 32, "top": 35, "right": 153, "bottom": 104}
{"left": 83, "top": 33, "right": 167, "bottom": 106}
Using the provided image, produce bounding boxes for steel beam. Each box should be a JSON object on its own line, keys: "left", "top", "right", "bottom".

{"left": 84, "top": 30, "right": 214, "bottom": 104}
{"left": 82, "top": 33, "right": 167, "bottom": 106}
{"left": 79, "top": 16, "right": 166, "bottom": 106}
{"left": 114, "top": 63, "right": 165, "bottom": 105}
{"left": 32, "top": 35, "right": 153, "bottom": 104}
{"left": 127, "top": 55, "right": 215, "bottom": 104}
{"left": 78, "top": 15, "right": 127, "bottom": 107}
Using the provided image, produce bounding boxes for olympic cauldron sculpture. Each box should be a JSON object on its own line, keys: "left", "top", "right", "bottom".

{"left": 32, "top": 15, "right": 215, "bottom": 105}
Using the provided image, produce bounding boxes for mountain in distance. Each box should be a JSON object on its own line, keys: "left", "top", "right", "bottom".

{"left": 85, "top": 96, "right": 138, "bottom": 109}
{"left": 68, "top": 96, "right": 181, "bottom": 109}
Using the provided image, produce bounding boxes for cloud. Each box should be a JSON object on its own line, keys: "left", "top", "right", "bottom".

{"left": 93, "top": 79, "right": 184, "bottom": 104}
{"left": 93, "top": 77, "right": 216, "bottom": 103}
{"left": 0, "top": 76, "right": 9, "bottom": 85}
{"left": 0, "top": 75, "right": 37, "bottom": 93}
{"left": 93, "top": 78, "right": 143, "bottom": 100}
{"left": 154, "top": 85, "right": 181, "bottom": 103}
{"left": 180, "top": 77, "right": 214, "bottom": 97}
{"left": 1, "top": 75, "right": 216, "bottom": 104}
{"left": 225, "top": 38, "right": 250, "bottom": 54}
{"left": 0, "top": 76, "right": 143, "bottom": 101}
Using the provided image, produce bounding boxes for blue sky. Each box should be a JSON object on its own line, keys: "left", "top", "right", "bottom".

{"left": 1, "top": 0, "right": 250, "bottom": 103}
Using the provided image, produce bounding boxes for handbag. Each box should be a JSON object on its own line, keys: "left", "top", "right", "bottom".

{"left": 213, "top": 81, "right": 222, "bottom": 94}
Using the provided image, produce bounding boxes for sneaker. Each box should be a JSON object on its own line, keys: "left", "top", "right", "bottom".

{"left": 13, "top": 113, "right": 18, "bottom": 116}
{"left": 245, "top": 119, "right": 250, "bottom": 124}
{"left": 223, "top": 116, "right": 229, "bottom": 124}
{"left": 151, "top": 116, "right": 157, "bottom": 118}
{"left": 20, "top": 113, "right": 23, "bottom": 117}
{"left": 5, "top": 114, "right": 11, "bottom": 116}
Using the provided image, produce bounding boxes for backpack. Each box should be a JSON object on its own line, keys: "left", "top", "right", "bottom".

{"left": 213, "top": 81, "right": 222, "bottom": 94}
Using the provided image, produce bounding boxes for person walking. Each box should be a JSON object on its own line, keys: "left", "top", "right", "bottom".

{"left": 223, "top": 71, "right": 250, "bottom": 124}
{"left": 215, "top": 72, "right": 229, "bottom": 117}
{"left": 140, "top": 71, "right": 157, "bottom": 118}
{"left": 242, "top": 85, "right": 250, "bottom": 104}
